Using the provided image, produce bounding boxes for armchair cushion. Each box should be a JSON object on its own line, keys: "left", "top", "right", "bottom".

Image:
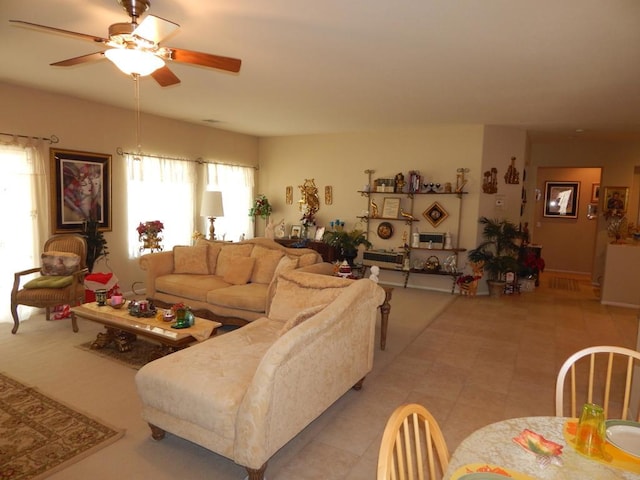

{"left": 23, "top": 275, "right": 74, "bottom": 289}
{"left": 41, "top": 251, "right": 81, "bottom": 276}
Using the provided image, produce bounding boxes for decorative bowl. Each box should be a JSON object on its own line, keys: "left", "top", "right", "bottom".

{"left": 109, "top": 299, "right": 126, "bottom": 309}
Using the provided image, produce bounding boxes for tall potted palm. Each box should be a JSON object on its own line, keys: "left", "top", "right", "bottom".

{"left": 323, "top": 225, "right": 372, "bottom": 266}
{"left": 467, "top": 217, "right": 522, "bottom": 297}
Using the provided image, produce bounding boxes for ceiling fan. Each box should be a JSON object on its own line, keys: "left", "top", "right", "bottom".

{"left": 10, "top": 0, "right": 242, "bottom": 87}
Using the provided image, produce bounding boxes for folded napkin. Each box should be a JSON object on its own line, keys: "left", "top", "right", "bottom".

{"left": 513, "top": 429, "right": 563, "bottom": 457}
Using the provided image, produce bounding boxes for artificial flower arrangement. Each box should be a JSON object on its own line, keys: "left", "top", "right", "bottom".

{"left": 322, "top": 219, "right": 372, "bottom": 255}
{"left": 519, "top": 251, "right": 545, "bottom": 278}
{"left": 249, "top": 194, "right": 272, "bottom": 219}
{"left": 300, "top": 211, "right": 316, "bottom": 229}
{"left": 136, "top": 220, "right": 164, "bottom": 239}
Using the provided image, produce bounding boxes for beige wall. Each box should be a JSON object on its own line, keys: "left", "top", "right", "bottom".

{"left": 258, "top": 125, "right": 529, "bottom": 291}
{"left": 530, "top": 140, "right": 640, "bottom": 283}
{"left": 1, "top": 82, "right": 259, "bottom": 293}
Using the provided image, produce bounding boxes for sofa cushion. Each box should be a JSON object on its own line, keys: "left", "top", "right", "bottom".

{"left": 215, "top": 244, "right": 254, "bottom": 277}
{"left": 278, "top": 303, "right": 326, "bottom": 336}
{"left": 250, "top": 246, "right": 285, "bottom": 284}
{"left": 267, "top": 271, "right": 354, "bottom": 321}
{"left": 207, "top": 244, "right": 222, "bottom": 274}
{"left": 275, "top": 256, "right": 299, "bottom": 275}
{"left": 173, "top": 245, "right": 209, "bottom": 274}
{"left": 207, "top": 283, "right": 269, "bottom": 313}
{"left": 41, "top": 251, "right": 81, "bottom": 276}
{"left": 156, "top": 274, "right": 231, "bottom": 302}
{"left": 223, "top": 257, "right": 256, "bottom": 285}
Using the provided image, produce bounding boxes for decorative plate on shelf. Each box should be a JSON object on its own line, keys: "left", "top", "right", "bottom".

{"left": 377, "top": 222, "right": 394, "bottom": 239}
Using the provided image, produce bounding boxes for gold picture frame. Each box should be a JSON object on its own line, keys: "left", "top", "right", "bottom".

{"left": 603, "top": 186, "right": 629, "bottom": 216}
{"left": 422, "top": 202, "right": 449, "bottom": 228}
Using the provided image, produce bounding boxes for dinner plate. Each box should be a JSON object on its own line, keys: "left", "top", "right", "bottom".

{"left": 605, "top": 419, "right": 640, "bottom": 458}
{"left": 457, "top": 474, "right": 511, "bottom": 480}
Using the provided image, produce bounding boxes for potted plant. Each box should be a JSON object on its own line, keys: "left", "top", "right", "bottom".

{"left": 81, "top": 217, "right": 108, "bottom": 273}
{"left": 322, "top": 220, "right": 372, "bottom": 266}
{"left": 248, "top": 194, "right": 272, "bottom": 220}
{"left": 467, "top": 217, "right": 522, "bottom": 296}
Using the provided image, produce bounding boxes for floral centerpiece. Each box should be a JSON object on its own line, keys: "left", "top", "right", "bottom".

{"left": 249, "top": 194, "right": 272, "bottom": 219}
{"left": 300, "top": 211, "right": 316, "bottom": 238}
{"left": 137, "top": 220, "right": 164, "bottom": 252}
{"left": 519, "top": 251, "right": 545, "bottom": 278}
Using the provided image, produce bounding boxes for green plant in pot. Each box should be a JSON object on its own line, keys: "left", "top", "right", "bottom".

{"left": 467, "top": 217, "right": 522, "bottom": 296}
{"left": 323, "top": 220, "right": 372, "bottom": 266}
{"left": 81, "top": 216, "right": 108, "bottom": 273}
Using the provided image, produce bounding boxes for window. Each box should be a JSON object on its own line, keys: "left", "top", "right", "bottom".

{"left": 205, "top": 163, "right": 255, "bottom": 241}
{"left": 0, "top": 143, "right": 47, "bottom": 323}
{"left": 126, "top": 155, "right": 196, "bottom": 257}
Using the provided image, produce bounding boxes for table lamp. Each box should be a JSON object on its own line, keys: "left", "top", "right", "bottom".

{"left": 200, "top": 191, "right": 225, "bottom": 240}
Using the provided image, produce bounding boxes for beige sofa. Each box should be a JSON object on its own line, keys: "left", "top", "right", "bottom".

{"left": 135, "top": 270, "right": 385, "bottom": 480}
{"left": 139, "top": 237, "right": 334, "bottom": 326}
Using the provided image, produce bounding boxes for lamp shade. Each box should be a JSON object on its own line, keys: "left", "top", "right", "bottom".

{"left": 200, "top": 191, "right": 225, "bottom": 217}
{"left": 104, "top": 48, "right": 165, "bottom": 76}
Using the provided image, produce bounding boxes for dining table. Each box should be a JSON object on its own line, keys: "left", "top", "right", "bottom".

{"left": 444, "top": 416, "right": 640, "bottom": 480}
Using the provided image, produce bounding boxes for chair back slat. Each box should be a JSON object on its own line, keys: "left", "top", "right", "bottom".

{"left": 556, "top": 346, "right": 640, "bottom": 421}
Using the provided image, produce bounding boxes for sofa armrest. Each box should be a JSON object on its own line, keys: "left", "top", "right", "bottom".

{"left": 297, "top": 262, "right": 335, "bottom": 275}
{"left": 233, "top": 279, "right": 385, "bottom": 469}
{"left": 139, "top": 251, "right": 174, "bottom": 298}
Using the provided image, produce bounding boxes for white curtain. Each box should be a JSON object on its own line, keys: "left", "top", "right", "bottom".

{"left": 0, "top": 141, "right": 48, "bottom": 323}
{"left": 206, "top": 163, "right": 255, "bottom": 241}
{"left": 126, "top": 154, "right": 196, "bottom": 257}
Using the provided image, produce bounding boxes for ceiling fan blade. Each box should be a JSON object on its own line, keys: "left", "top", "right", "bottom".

{"left": 167, "top": 47, "right": 241, "bottom": 73}
{"left": 133, "top": 15, "right": 179, "bottom": 44}
{"left": 9, "top": 20, "right": 108, "bottom": 44}
{"left": 51, "top": 52, "right": 106, "bottom": 67}
{"left": 151, "top": 66, "right": 181, "bottom": 87}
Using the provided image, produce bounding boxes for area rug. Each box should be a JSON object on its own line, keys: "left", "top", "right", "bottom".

{"left": 548, "top": 277, "right": 580, "bottom": 291}
{"left": 76, "top": 339, "right": 160, "bottom": 370}
{"left": 0, "top": 372, "right": 124, "bottom": 480}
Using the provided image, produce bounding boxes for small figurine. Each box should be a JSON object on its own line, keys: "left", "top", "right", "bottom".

{"left": 371, "top": 201, "right": 379, "bottom": 218}
{"left": 395, "top": 172, "right": 405, "bottom": 193}
{"left": 369, "top": 265, "right": 380, "bottom": 283}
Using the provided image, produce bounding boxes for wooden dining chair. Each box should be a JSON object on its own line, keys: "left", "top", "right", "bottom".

{"left": 555, "top": 345, "right": 640, "bottom": 421}
{"left": 377, "top": 403, "right": 450, "bottom": 480}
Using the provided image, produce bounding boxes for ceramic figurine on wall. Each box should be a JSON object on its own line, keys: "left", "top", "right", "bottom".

{"left": 324, "top": 186, "right": 333, "bottom": 204}
{"left": 504, "top": 156, "right": 520, "bottom": 184}
{"left": 285, "top": 186, "right": 293, "bottom": 205}
{"left": 482, "top": 168, "right": 498, "bottom": 194}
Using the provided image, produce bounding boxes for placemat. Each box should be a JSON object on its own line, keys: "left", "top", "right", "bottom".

{"left": 563, "top": 420, "right": 640, "bottom": 473}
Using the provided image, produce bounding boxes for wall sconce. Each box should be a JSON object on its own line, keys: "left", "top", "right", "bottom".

{"left": 200, "top": 191, "right": 225, "bottom": 240}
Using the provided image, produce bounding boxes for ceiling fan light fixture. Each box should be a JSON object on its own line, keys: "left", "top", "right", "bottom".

{"left": 104, "top": 48, "right": 164, "bottom": 76}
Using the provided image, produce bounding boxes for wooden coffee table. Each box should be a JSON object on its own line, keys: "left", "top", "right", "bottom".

{"left": 71, "top": 302, "right": 221, "bottom": 359}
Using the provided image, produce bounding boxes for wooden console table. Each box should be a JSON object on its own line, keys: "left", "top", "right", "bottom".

{"left": 275, "top": 238, "right": 339, "bottom": 263}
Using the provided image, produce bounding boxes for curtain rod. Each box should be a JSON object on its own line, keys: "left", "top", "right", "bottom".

{"left": 116, "top": 147, "right": 258, "bottom": 169}
{"left": 0, "top": 132, "right": 59, "bottom": 144}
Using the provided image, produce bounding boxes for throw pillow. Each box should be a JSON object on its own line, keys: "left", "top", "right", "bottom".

{"left": 250, "top": 246, "right": 285, "bottom": 284}
{"left": 41, "top": 251, "right": 81, "bottom": 276}
{"left": 216, "top": 243, "right": 254, "bottom": 277}
{"left": 222, "top": 256, "right": 256, "bottom": 285}
{"left": 206, "top": 244, "right": 222, "bottom": 274}
{"left": 173, "top": 245, "right": 209, "bottom": 274}
{"left": 274, "top": 256, "right": 299, "bottom": 276}
{"left": 24, "top": 275, "right": 74, "bottom": 289}
{"left": 278, "top": 303, "right": 327, "bottom": 336}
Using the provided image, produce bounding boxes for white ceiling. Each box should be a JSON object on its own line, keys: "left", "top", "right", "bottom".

{"left": 2, "top": 0, "right": 640, "bottom": 138}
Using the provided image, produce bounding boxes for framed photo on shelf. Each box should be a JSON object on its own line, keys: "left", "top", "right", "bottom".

{"left": 50, "top": 148, "right": 112, "bottom": 233}
{"left": 543, "top": 181, "right": 579, "bottom": 218}
{"left": 314, "top": 226, "right": 325, "bottom": 241}
{"left": 603, "top": 186, "right": 629, "bottom": 216}
{"left": 382, "top": 197, "right": 401, "bottom": 218}
{"left": 290, "top": 225, "right": 302, "bottom": 239}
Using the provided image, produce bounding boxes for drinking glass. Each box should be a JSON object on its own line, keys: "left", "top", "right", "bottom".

{"left": 574, "top": 403, "right": 609, "bottom": 459}
{"left": 95, "top": 289, "right": 107, "bottom": 306}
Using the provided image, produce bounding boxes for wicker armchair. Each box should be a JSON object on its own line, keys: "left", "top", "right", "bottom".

{"left": 10, "top": 234, "right": 88, "bottom": 334}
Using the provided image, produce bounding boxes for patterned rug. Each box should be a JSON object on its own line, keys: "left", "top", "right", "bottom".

{"left": 0, "top": 372, "right": 124, "bottom": 480}
{"left": 76, "top": 339, "right": 160, "bottom": 370}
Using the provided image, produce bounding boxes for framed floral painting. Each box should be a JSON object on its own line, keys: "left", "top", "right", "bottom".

{"left": 50, "top": 148, "right": 112, "bottom": 233}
